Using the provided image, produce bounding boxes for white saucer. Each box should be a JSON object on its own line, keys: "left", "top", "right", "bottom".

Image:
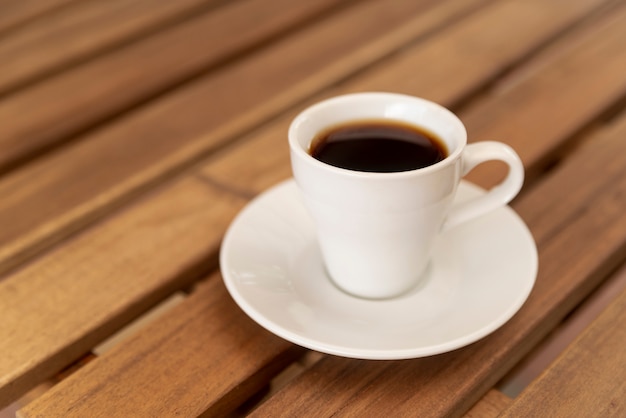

{"left": 220, "top": 179, "right": 537, "bottom": 360}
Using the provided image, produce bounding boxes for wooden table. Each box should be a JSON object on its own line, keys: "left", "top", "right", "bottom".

{"left": 1, "top": 0, "right": 625, "bottom": 416}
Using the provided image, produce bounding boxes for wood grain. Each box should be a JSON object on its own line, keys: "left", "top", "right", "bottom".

{"left": 199, "top": 0, "right": 616, "bottom": 195}
{"left": 0, "top": 0, "right": 78, "bottom": 34}
{"left": 498, "top": 255, "right": 626, "bottom": 397}
{"left": 0, "top": 177, "right": 245, "bottom": 407}
{"left": 340, "top": 0, "right": 611, "bottom": 100}
{"left": 0, "top": 0, "right": 485, "bottom": 276}
{"left": 499, "top": 287, "right": 626, "bottom": 417}
{"left": 462, "top": 390, "right": 511, "bottom": 418}
{"left": 0, "top": 1, "right": 623, "bottom": 416}
{"left": 18, "top": 277, "right": 303, "bottom": 418}
{"left": 0, "top": 0, "right": 222, "bottom": 95}
{"left": 0, "top": 0, "right": 353, "bottom": 172}
{"left": 245, "top": 81, "right": 626, "bottom": 418}
{"left": 462, "top": 0, "right": 626, "bottom": 188}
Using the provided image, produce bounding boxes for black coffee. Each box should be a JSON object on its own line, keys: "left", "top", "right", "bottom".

{"left": 309, "top": 119, "right": 447, "bottom": 173}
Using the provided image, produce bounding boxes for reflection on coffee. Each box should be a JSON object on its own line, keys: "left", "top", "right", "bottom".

{"left": 309, "top": 119, "right": 447, "bottom": 172}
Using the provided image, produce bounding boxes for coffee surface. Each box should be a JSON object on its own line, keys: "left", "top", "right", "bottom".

{"left": 310, "top": 120, "right": 447, "bottom": 172}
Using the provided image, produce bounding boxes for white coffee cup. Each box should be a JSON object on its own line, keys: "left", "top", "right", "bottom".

{"left": 289, "top": 93, "right": 524, "bottom": 299}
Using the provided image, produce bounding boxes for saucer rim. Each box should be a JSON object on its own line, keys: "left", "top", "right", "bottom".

{"left": 220, "top": 179, "right": 538, "bottom": 359}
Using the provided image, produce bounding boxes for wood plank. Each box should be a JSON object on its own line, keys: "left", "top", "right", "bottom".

{"left": 0, "top": 0, "right": 487, "bottom": 275}
{"left": 0, "top": 0, "right": 79, "bottom": 34}
{"left": 0, "top": 176, "right": 246, "bottom": 407}
{"left": 462, "top": 390, "right": 511, "bottom": 418}
{"left": 1, "top": 0, "right": 625, "bottom": 412}
{"left": 339, "top": 0, "right": 617, "bottom": 100}
{"left": 499, "top": 258, "right": 626, "bottom": 396}
{"left": 0, "top": 0, "right": 354, "bottom": 173}
{"left": 462, "top": 1, "right": 626, "bottom": 189}
{"left": 243, "top": 90, "right": 626, "bottom": 417}
{"left": 499, "top": 286, "right": 626, "bottom": 417}
{"left": 199, "top": 0, "right": 617, "bottom": 195}
{"left": 23, "top": 3, "right": 624, "bottom": 412}
{"left": 18, "top": 277, "right": 303, "bottom": 418}
{"left": 0, "top": 0, "right": 223, "bottom": 95}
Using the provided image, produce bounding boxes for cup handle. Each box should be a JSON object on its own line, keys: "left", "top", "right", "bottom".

{"left": 443, "top": 141, "right": 524, "bottom": 231}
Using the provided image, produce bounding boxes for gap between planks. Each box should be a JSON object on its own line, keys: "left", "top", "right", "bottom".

{"left": 0, "top": 0, "right": 80, "bottom": 36}
{"left": 498, "top": 259, "right": 626, "bottom": 397}
{"left": 7, "top": 14, "right": 619, "bottom": 414}
{"left": 0, "top": 0, "right": 361, "bottom": 174}
{"left": 197, "top": 0, "right": 626, "bottom": 197}
{"left": 14, "top": 33, "right": 626, "bottom": 418}
{"left": 235, "top": 84, "right": 626, "bottom": 418}
{"left": 0, "top": 0, "right": 494, "bottom": 277}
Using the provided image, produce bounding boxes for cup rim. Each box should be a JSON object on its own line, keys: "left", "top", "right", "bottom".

{"left": 288, "top": 92, "right": 467, "bottom": 179}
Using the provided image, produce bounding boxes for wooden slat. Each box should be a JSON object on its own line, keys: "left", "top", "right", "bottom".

{"left": 199, "top": 0, "right": 618, "bottom": 195}
{"left": 0, "top": 0, "right": 78, "bottom": 34}
{"left": 0, "top": 0, "right": 353, "bottom": 173}
{"left": 340, "top": 0, "right": 616, "bottom": 100}
{"left": 499, "top": 286, "right": 626, "bottom": 417}
{"left": 0, "top": 0, "right": 222, "bottom": 95}
{"left": 18, "top": 277, "right": 303, "bottom": 418}
{"left": 0, "top": 176, "right": 245, "bottom": 407}
{"left": 19, "top": 2, "right": 625, "bottom": 414}
{"left": 498, "top": 255, "right": 626, "bottom": 396}
{"left": 0, "top": 0, "right": 487, "bottom": 276}
{"left": 1, "top": 3, "right": 622, "bottom": 417}
{"left": 243, "top": 65, "right": 626, "bottom": 418}
{"left": 462, "top": 0, "right": 626, "bottom": 188}
{"left": 462, "top": 390, "right": 511, "bottom": 418}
